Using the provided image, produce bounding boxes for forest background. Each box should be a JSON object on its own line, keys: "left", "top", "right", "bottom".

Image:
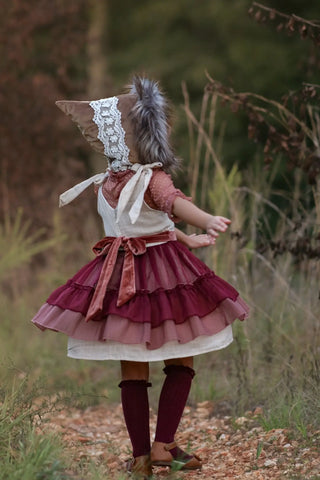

{"left": 0, "top": 0, "right": 319, "bottom": 479}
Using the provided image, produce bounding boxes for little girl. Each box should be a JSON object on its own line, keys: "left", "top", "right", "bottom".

{"left": 32, "top": 77, "right": 249, "bottom": 479}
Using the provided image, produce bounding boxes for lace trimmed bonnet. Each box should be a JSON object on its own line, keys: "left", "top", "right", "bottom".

{"left": 56, "top": 77, "right": 179, "bottom": 216}
{"left": 56, "top": 77, "right": 178, "bottom": 173}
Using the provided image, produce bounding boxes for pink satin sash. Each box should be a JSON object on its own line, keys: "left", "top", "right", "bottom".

{"left": 86, "top": 230, "right": 176, "bottom": 321}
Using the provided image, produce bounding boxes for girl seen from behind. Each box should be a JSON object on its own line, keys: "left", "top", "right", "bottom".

{"left": 32, "top": 77, "right": 249, "bottom": 479}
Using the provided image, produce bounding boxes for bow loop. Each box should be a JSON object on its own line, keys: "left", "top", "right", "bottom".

{"left": 85, "top": 230, "right": 176, "bottom": 321}
{"left": 92, "top": 237, "right": 114, "bottom": 255}
{"left": 116, "top": 162, "right": 162, "bottom": 224}
{"left": 125, "top": 237, "right": 147, "bottom": 256}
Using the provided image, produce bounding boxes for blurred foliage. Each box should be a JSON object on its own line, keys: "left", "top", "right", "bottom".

{"left": 0, "top": 209, "right": 63, "bottom": 280}
{"left": 108, "top": 0, "right": 319, "bottom": 96}
{"left": 0, "top": 0, "right": 94, "bottom": 239}
{"left": 107, "top": 0, "right": 320, "bottom": 166}
{"left": 0, "top": 0, "right": 319, "bottom": 232}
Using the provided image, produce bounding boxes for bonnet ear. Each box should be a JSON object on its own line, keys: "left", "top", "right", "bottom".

{"left": 129, "top": 77, "right": 179, "bottom": 171}
{"left": 56, "top": 95, "right": 139, "bottom": 166}
{"left": 55, "top": 100, "right": 104, "bottom": 155}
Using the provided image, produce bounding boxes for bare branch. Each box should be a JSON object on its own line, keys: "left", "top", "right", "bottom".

{"left": 249, "top": 2, "right": 320, "bottom": 46}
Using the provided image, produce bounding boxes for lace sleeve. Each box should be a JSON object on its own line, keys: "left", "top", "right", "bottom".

{"left": 147, "top": 170, "right": 192, "bottom": 222}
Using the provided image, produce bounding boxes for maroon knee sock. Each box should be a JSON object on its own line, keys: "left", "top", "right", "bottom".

{"left": 119, "top": 379, "right": 152, "bottom": 458}
{"left": 154, "top": 365, "right": 195, "bottom": 459}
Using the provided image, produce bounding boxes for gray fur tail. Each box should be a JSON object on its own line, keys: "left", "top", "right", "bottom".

{"left": 130, "top": 76, "right": 179, "bottom": 172}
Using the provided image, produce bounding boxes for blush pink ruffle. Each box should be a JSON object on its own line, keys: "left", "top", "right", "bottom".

{"left": 32, "top": 297, "right": 249, "bottom": 350}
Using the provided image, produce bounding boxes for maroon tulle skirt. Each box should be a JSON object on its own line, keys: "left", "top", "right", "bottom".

{"left": 32, "top": 241, "right": 249, "bottom": 350}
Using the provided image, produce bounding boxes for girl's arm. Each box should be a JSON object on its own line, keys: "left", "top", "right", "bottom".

{"left": 173, "top": 197, "right": 231, "bottom": 237}
{"left": 175, "top": 228, "right": 215, "bottom": 248}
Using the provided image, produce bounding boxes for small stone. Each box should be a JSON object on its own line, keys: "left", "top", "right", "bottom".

{"left": 235, "top": 416, "right": 248, "bottom": 426}
{"left": 283, "top": 443, "right": 292, "bottom": 449}
{"left": 264, "top": 459, "right": 277, "bottom": 467}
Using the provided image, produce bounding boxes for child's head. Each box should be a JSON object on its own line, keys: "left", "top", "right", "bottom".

{"left": 56, "top": 76, "right": 179, "bottom": 173}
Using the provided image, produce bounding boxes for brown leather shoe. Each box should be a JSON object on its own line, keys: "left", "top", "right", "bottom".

{"left": 150, "top": 441, "right": 202, "bottom": 470}
{"left": 126, "top": 454, "right": 153, "bottom": 479}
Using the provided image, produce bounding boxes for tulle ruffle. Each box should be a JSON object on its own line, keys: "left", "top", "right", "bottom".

{"left": 32, "top": 297, "right": 248, "bottom": 350}
{"left": 45, "top": 241, "right": 241, "bottom": 326}
{"left": 32, "top": 241, "right": 249, "bottom": 350}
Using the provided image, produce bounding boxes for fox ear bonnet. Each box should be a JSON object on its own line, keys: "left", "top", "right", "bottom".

{"left": 56, "top": 77, "right": 179, "bottom": 172}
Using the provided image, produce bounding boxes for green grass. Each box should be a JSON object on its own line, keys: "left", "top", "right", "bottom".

{"left": 0, "top": 376, "right": 69, "bottom": 480}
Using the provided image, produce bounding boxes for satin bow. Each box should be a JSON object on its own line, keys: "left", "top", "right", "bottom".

{"left": 86, "top": 230, "right": 176, "bottom": 322}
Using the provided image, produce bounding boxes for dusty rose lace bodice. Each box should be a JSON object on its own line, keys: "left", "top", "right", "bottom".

{"left": 100, "top": 168, "right": 190, "bottom": 220}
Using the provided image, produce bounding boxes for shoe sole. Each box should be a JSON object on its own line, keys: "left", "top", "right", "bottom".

{"left": 151, "top": 460, "right": 202, "bottom": 470}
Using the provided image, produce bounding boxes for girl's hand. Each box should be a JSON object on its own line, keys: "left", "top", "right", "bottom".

{"left": 206, "top": 216, "right": 231, "bottom": 238}
{"left": 186, "top": 233, "right": 216, "bottom": 249}
{"left": 172, "top": 198, "right": 231, "bottom": 239}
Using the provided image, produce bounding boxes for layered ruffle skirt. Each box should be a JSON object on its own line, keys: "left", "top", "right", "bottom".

{"left": 32, "top": 240, "right": 249, "bottom": 361}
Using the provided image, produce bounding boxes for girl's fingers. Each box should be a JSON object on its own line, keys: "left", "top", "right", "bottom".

{"left": 198, "top": 235, "right": 215, "bottom": 247}
{"left": 208, "top": 229, "right": 219, "bottom": 237}
{"left": 199, "top": 235, "right": 214, "bottom": 245}
{"left": 186, "top": 233, "right": 217, "bottom": 249}
{"left": 216, "top": 218, "right": 231, "bottom": 230}
{"left": 192, "top": 234, "right": 215, "bottom": 246}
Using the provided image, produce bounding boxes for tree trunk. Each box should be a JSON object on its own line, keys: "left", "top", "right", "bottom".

{"left": 87, "top": 0, "right": 112, "bottom": 172}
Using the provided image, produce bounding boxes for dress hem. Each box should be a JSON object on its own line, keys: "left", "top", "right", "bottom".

{"left": 66, "top": 325, "right": 234, "bottom": 362}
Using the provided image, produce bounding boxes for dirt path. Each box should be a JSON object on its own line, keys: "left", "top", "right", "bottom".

{"left": 42, "top": 402, "right": 320, "bottom": 479}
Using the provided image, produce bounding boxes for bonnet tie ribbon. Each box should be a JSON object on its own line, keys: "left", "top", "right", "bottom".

{"left": 86, "top": 230, "right": 176, "bottom": 322}
{"left": 58, "top": 162, "right": 161, "bottom": 217}
{"left": 59, "top": 171, "right": 109, "bottom": 207}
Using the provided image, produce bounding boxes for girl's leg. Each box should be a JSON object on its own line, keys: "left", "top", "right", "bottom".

{"left": 121, "top": 360, "right": 150, "bottom": 381}
{"left": 119, "top": 361, "right": 151, "bottom": 458}
{"left": 152, "top": 356, "right": 199, "bottom": 467}
{"left": 164, "top": 357, "right": 194, "bottom": 368}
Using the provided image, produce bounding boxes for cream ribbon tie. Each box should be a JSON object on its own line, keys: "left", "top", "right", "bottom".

{"left": 116, "top": 162, "right": 162, "bottom": 224}
{"left": 58, "top": 162, "right": 162, "bottom": 219}
{"left": 59, "top": 171, "right": 109, "bottom": 207}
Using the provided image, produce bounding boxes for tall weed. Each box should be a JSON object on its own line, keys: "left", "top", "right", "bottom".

{"left": 185, "top": 90, "right": 320, "bottom": 434}
{"left": 0, "top": 375, "right": 68, "bottom": 480}
{"left": 0, "top": 209, "right": 62, "bottom": 281}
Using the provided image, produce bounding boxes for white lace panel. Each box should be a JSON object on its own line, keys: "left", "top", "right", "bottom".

{"left": 89, "top": 97, "right": 131, "bottom": 172}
